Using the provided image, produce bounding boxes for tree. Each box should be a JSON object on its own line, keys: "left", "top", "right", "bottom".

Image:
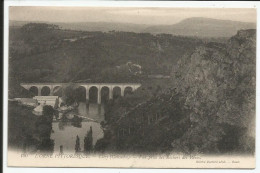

{"left": 42, "top": 105, "right": 55, "bottom": 122}
{"left": 75, "top": 135, "right": 81, "bottom": 153}
{"left": 84, "top": 126, "right": 93, "bottom": 152}
{"left": 36, "top": 105, "right": 55, "bottom": 153}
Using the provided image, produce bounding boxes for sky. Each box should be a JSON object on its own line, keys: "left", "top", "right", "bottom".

{"left": 9, "top": 7, "right": 256, "bottom": 25}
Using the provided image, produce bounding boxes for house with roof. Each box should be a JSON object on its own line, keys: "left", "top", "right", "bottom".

{"left": 33, "top": 96, "right": 59, "bottom": 109}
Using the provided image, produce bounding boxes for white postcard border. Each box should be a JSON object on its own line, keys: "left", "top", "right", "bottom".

{"left": 3, "top": 0, "right": 260, "bottom": 172}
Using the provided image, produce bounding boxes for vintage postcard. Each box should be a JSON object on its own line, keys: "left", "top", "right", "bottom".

{"left": 4, "top": 1, "right": 257, "bottom": 169}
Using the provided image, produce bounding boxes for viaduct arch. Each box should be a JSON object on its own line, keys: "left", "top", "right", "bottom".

{"left": 21, "top": 83, "right": 141, "bottom": 104}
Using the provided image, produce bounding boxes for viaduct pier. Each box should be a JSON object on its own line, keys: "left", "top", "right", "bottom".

{"left": 21, "top": 83, "right": 141, "bottom": 104}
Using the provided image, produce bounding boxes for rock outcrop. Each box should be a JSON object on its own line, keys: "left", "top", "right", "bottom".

{"left": 103, "top": 29, "right": 256, "bottom": 154}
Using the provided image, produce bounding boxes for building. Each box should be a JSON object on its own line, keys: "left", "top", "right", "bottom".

{"left": 33, "top": 96, "right": 59, "bottom": 108}
{"left": 148, "top": 74, "right": 170, "bottom": 79}
{"left": 17, "top": 98, "right": 38, "bottom": 107}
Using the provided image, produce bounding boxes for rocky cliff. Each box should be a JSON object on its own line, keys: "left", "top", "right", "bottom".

{"left": 170, "top": 29, "right": 255, "bottom": 153}
{"left": 102, "top": 29, "right": 256, "bottom": 154}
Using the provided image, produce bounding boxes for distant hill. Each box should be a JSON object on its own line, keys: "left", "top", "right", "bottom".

{"left": 143, "top": 17, "right": 256, "bottom": 37}
{"left": 9, "top": 20, "right": 151, "bottom": 33}
{"left": 10, "top": 17, "right": 256, "bottom": 38}
{"left": 57, "top": 22, "right": 151, "bottom": 33}
{"left": 9, "top": 20, "right": 29, "bottom": 28}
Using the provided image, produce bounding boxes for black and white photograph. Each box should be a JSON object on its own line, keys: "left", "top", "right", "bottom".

{"left": 4, "top": 2, "right": 257, "bottom": 168}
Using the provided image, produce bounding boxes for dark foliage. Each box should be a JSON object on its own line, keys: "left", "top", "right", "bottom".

{"left": 8, "top": 102, "right": 54, "bottom": 153}
{"left": 84, "top": 126, "right": 93, "bottom": 152}
{"left": 75, "top": 135, "right": 81, "bottom": 153}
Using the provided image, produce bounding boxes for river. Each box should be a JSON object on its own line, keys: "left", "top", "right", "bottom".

{"left": 50, "top": 102, "right": 105, "bottom": 153}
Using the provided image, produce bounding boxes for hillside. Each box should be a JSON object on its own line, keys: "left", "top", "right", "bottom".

{"left": 99, "top": 29, "right": 256, "bottom": 154}
{"left": 9, "top": 23, "right": 204, "bottom": 97}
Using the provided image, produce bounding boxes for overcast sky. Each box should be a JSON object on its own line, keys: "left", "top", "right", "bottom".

{"left": 9, "top": 7, "right": 256, "bottom": 25}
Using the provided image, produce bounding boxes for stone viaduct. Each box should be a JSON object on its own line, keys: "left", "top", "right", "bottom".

{"left": 20, "top": 83, "right": 141, "bottom": 104}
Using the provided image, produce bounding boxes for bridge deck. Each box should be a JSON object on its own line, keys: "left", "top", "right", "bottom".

{"left": 21, "top": 83, "right": 141, "bottom": 85}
